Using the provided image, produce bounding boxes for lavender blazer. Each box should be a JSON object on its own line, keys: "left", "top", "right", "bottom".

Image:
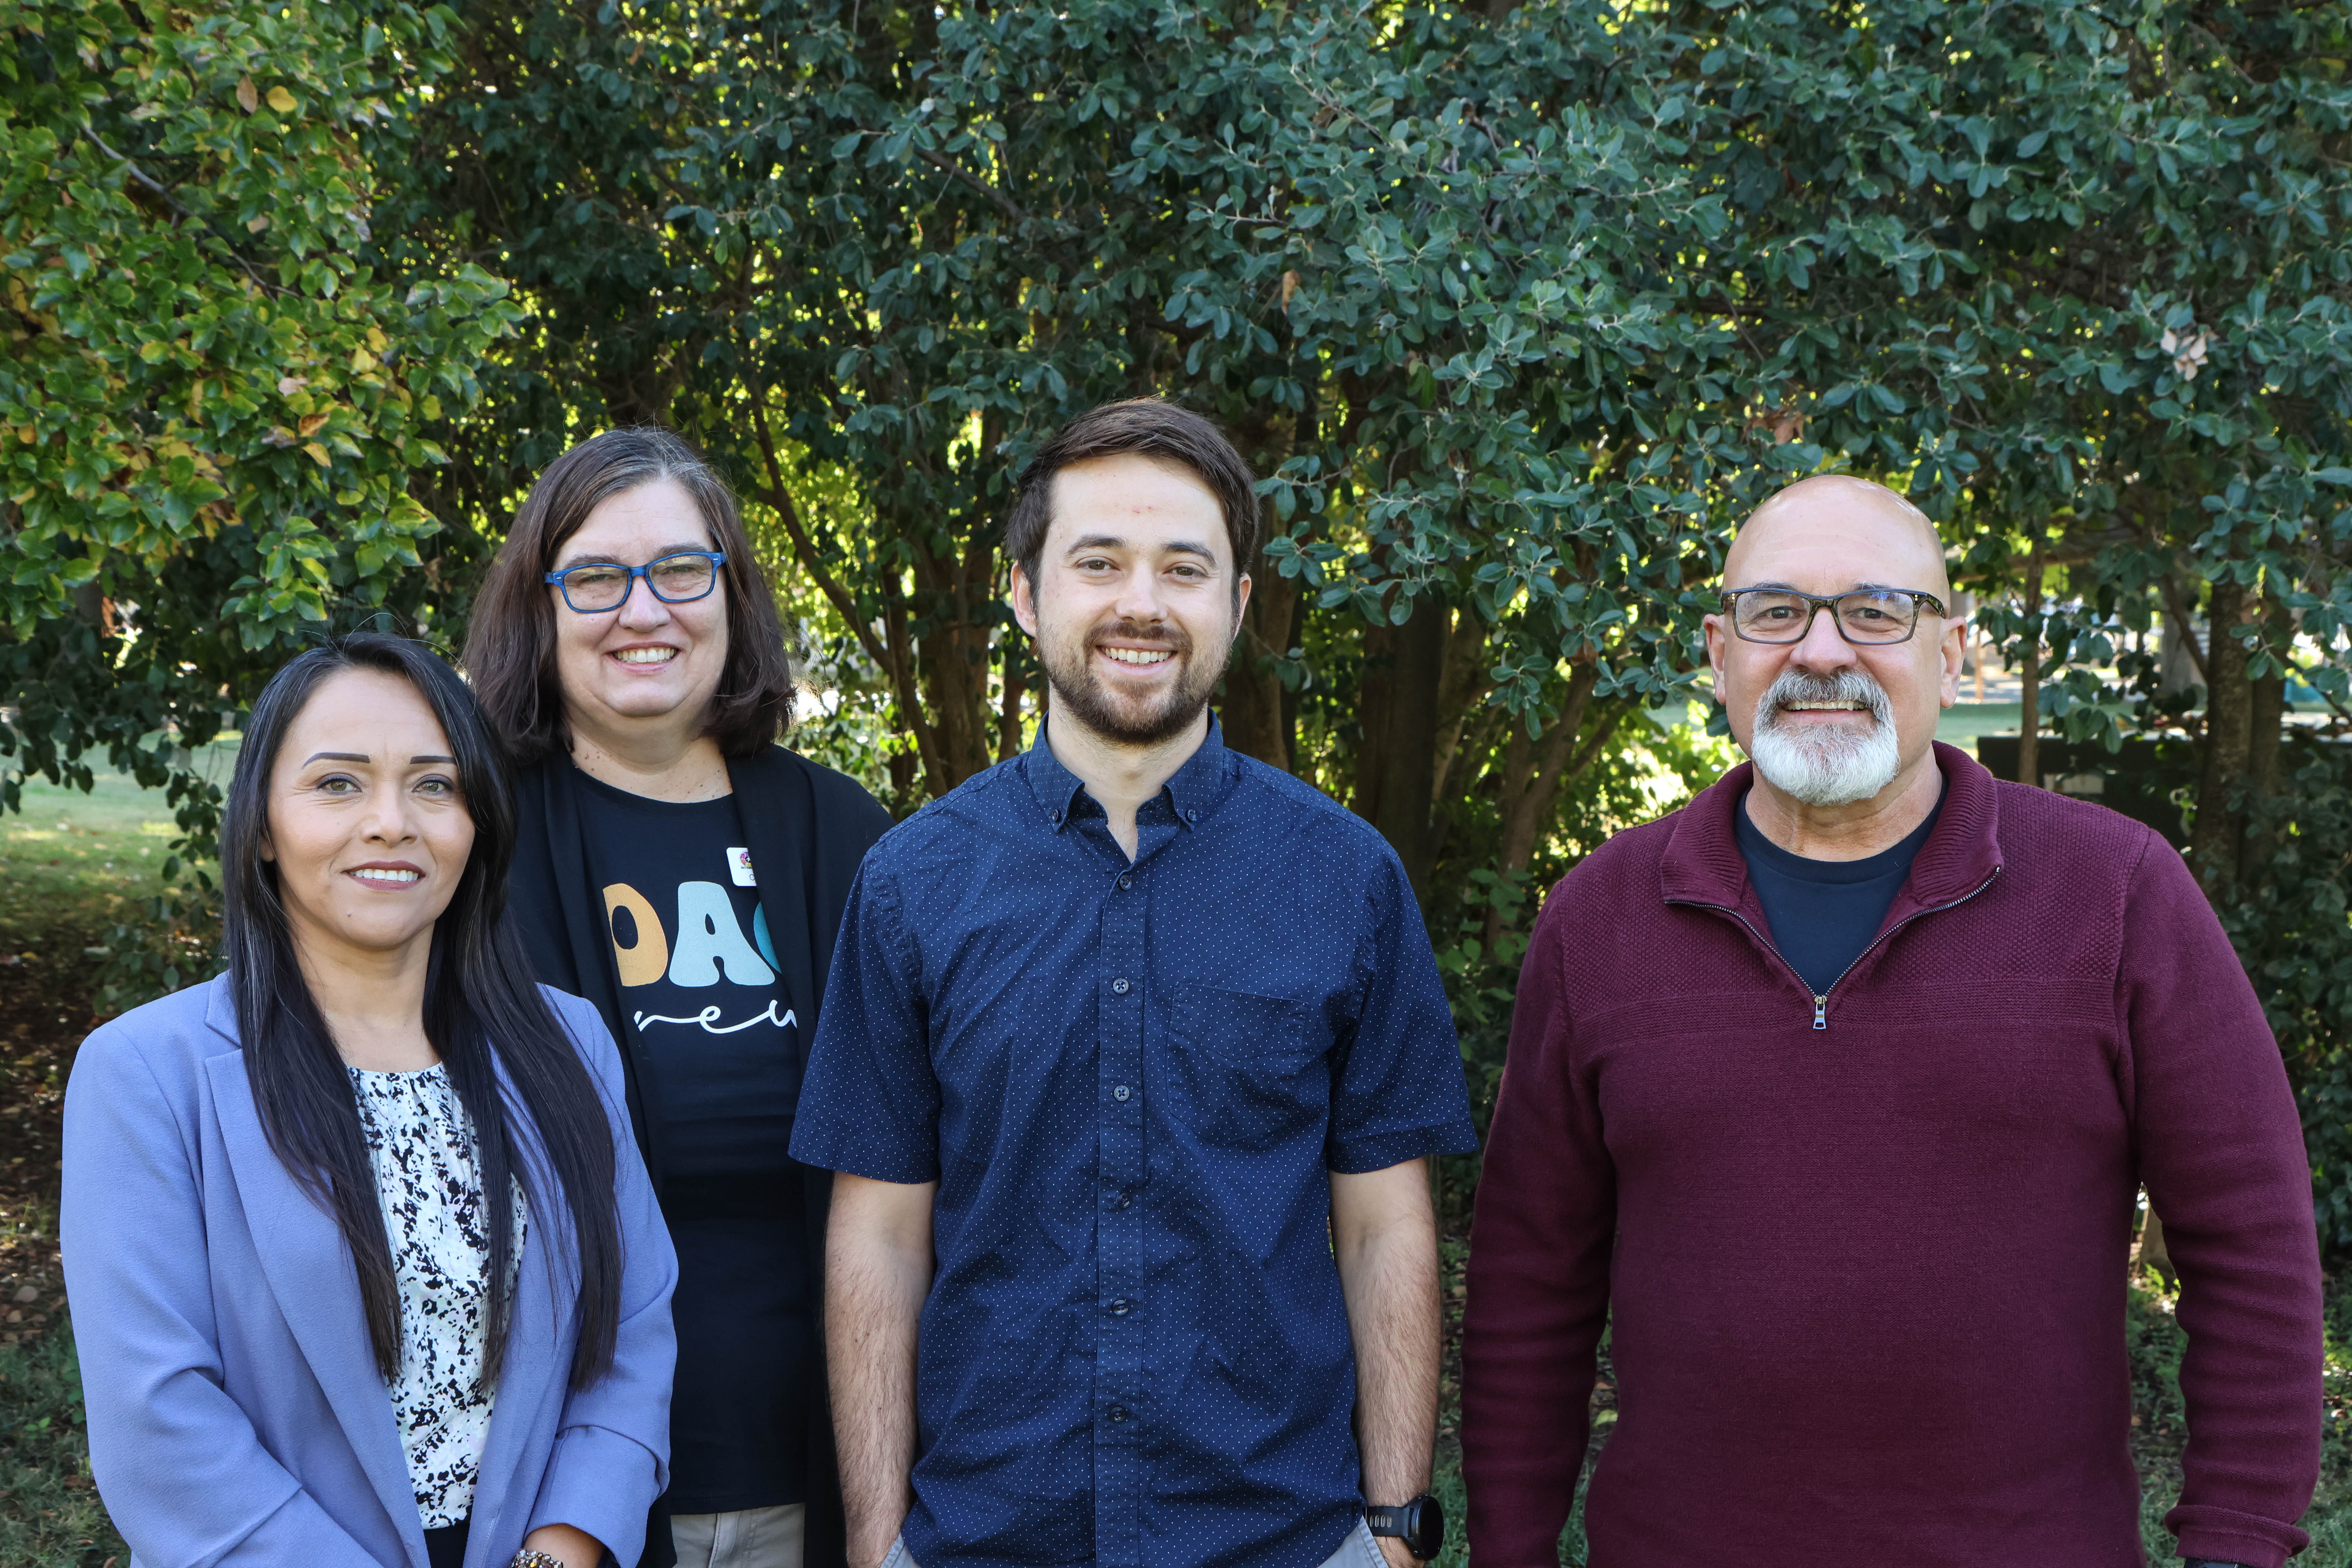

{"left": 61, "top": 974, "right": 679, "bottom": 1568}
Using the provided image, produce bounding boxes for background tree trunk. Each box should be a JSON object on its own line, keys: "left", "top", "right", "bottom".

{"left": 2192, "top": 578, "right": 2252, "bottom": 897}
{"left": 1220, "top": 568, "right": 1297, "bottom": 770}
{"left": 1367, "top": 595, "right": 1449, "bottom": 902}
{"left": 2017, "top": 546, "right": 2044, "bottom": 786}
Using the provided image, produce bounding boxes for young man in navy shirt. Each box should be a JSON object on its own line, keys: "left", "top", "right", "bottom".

{"left": 792, "top": 399, "right": 1477, "bottom": 1568}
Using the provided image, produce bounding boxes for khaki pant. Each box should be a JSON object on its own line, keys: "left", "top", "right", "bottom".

{"left": 672, "top": 1503, "right": 807, "bottom": 1568}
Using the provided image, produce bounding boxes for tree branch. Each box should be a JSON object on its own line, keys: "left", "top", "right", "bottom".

{"left": 2160, "top": 577, "right": 2210, "bottom": 685}
{"left": 80, "top": 127, "right": 285, "bottom": 297}
{"left": 747, "top": 397, "right": 892, "bottom": 672}
{"left": 745, "top": 396, "right": 946, "bottom": 790}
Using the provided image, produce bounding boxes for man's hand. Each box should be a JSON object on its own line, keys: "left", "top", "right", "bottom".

{"left": 827, "top": 1172, "right": 939, "bottom": 1568}
{"left": 1331, "top": 1158, "right": 1441, "bottom": 1567}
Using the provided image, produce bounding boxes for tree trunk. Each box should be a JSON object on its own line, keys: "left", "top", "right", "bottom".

{"left": 1482, "top": 668, "right": 1615, "bottom": 951}
{"left": 997, "top": 657, "right": 1028, "bottom": 763}
{"left": 2191, "top": 578, "right": 2252, "bottom": 898}
{"left": 910, "top": 527, "right": 999, "bottom": 792}
{"left": 2139, "top": 1204, "right": 2177, "bottom": 1288}
{"left": 2016, "top": 547, "right": 2043, "bottom": 787}
{"left": 2230, "top": 606, "right": 2286, "bottom": 884}
{"left": 1368, "top": 594, "right": 1449, "bottom": 902}
{"left": 1428, "top": 608, "right": 1495, "bottom": 809}
{"left": 1219, "top": 567, "right": 1297, "bottom": 770}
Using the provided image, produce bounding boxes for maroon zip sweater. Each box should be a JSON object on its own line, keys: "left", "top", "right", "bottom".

{"left": 1462, "top": 743, "right": 2322, "bottom": 1568}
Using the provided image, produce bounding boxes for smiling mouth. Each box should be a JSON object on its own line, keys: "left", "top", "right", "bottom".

{"left": 1781, "top": 700, "right": 1867, "bottom": 712}
{"left": 347, "top": 868, "right": 421, "bottom": 887}
{"left": 1101, "top": 647, "right": 1173, "bottom": 668}
{"left": 612, "top": 647, "right": 678, "bottom": 666}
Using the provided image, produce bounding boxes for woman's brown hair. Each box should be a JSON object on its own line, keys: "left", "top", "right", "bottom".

{"left": 463, "top": 427, "right": 795, "bottom": 765}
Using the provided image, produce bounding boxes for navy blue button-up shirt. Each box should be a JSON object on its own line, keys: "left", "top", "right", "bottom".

{"left": 792, "top": 719, "right": 1477, "bottom": 1568}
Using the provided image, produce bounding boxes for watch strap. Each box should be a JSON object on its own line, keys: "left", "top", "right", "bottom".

{"left": 1364, "top": 1504, "right": 1413, "bottom": 1537}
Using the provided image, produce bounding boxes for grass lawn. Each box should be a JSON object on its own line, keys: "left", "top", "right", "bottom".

{"left": 5, "top": 760, "right": 2352, "bottom": 1564}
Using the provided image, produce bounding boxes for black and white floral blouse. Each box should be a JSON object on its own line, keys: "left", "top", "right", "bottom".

{"left": 349, "top": 1063, "right": 528, "bottom": 1530}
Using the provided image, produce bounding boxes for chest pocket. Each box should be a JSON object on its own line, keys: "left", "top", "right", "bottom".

{"left": 1170, "top": 981, "right": 1331, "bottom": 1075}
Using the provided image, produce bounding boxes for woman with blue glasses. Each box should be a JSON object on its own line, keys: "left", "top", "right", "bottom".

{"left": 464, "top": 428, "right": 892, "bottom": 1568}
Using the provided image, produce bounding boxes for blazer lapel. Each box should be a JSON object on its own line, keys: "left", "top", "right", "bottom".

{"left": 460, "top": 1061, "right": 567, "bottom": 1568}
{"left": 201, "top": 1023, "right": 421, "bottom": 1565}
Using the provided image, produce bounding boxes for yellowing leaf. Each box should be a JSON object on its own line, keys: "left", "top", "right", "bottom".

{"left": 236, "top": 75, "right": 258, "bottom": 114}
{"left": 350, "top": 348, "right": 379, "bottom": 372}
{"left": 266, "top": 85, "right": 295, "bottom": 114}
{"left": 277, "top": 375, "right": 310, "bottom": 396}
{"left": 297, "top": 413, "right": 328, "bottom": 437}
{"left": 302, "top": 441, "right": 331, "bottom": 467}
{"left": 246, "top": 214, "right": 271, "bottom": 234}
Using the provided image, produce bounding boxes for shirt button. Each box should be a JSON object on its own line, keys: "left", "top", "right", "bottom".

{"left": 1112, "top": 1085, "right": 1131, "bottom": 1102}
{"left": 1113, "top": 1191, "right": 1132, "bottom": 1209}
{"left": 1108, "top": 1299, "right": 1131, "bottom": 1316}
{"left": 1049, "top": 808, "right": 1063, "bottom": 824}
{"left": 1111, "top": 977, "right": 1130, "bottom": 994}
{"left": 1117, "top": 873, "right": 1132, "bottom": 890}
{"left": 1108, "top": 1404, "right": 1129, "bottom": 1422}
{"left": 1184, "top": 808, "right": 1199, "bottom": 822}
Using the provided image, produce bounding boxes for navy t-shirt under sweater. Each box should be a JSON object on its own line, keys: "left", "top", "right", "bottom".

{"left": 575, "top": 771, "right": 810, "bottom": 1518}
{"left": 1733, "top": 786, "right": 1943, "bottom": 997}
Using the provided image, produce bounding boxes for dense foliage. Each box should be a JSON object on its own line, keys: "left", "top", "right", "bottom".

{"left": 1, "top": 0, "right": 518, "bottom": 994}
{"left": 8, "top": 0, "right": 2352, "bottom": 1229}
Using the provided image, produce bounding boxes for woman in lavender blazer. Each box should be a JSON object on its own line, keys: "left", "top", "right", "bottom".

{"left": 62, "top": 635, "right": 678, "bottom": 1568}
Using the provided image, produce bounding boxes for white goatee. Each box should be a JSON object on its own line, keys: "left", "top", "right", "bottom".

{"left": 1747, "top": 668, "right": 1902, "bottom": 806}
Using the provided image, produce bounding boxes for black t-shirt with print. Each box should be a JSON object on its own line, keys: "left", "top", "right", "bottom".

{"left": 575, "top": 771, "right": 810, "bottom": 1516}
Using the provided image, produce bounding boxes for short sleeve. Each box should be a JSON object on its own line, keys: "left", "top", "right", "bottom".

{"left": 789, "top": 858, "right": 943, "bottom": 1183}
{"left": 1325, "top": 849, "right": 1480, "bottom": 1174}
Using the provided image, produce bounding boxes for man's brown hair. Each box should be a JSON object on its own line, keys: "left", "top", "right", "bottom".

{"left": 462, "top": 427, "right": 795, "bottom": 766}
{"left": 1004, "top": 399, "right": 1263, "bottom": 596}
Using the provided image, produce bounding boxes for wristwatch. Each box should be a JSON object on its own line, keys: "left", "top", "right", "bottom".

{"left": 510, "top": 1552, "right": 566, "bottom": 1568}
{"left": 1364, "top": 1495, "right": 1444, "bottom": 1560}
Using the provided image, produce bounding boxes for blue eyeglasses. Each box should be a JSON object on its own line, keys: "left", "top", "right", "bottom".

{"left": 544, "top": 551, "right": 726, "bottom": 613}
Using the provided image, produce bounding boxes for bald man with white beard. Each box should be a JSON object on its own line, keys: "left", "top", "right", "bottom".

{"left": 1460, "top": 477, "right": 2324, "bottom": 1568}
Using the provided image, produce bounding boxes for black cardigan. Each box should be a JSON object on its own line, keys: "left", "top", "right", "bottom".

{"left": 506, "top": 745, "right": 893, "bottom": 1568}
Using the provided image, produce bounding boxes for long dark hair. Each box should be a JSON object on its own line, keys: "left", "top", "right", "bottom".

{"left": 220, "top": 633, "right": 623, "bottom": 1390}
{"left": 462, "top": 426, "right": 798, "bottom": 767}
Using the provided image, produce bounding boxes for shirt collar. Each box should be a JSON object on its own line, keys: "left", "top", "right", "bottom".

{"left": 1023, "top": 713, "right": 1233, "bottom": 832}
{"left": 1658, "top": 740, "right": 2003, "bottom": 912}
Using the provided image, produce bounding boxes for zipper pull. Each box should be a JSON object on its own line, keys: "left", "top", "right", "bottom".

{"left": 1812, "top": 995, "right": 1827, "bottom": 1031}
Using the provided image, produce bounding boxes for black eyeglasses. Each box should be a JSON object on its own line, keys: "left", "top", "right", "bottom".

{"left": 1720, "top": 587, "right": 1947, "bottom": 645}
{"left": 544, "top": 552, "right": 726, "bottom": 614}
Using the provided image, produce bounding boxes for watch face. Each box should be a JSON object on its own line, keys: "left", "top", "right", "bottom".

{"left": 1406, "top": 1495, "right": 1445, "bottom": 1559}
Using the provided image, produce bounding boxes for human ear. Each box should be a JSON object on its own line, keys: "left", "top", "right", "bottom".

{"left": 1010, "top": 562, "right": 1040, "bottom": 638}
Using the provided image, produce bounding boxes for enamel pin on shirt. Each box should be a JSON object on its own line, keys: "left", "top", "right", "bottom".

{"left": 729, "top": 847, "right": 757, "bottom": 887}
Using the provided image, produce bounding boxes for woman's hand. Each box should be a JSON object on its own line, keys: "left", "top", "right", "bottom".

{"left": 521, "top": 1522, "right": 607, "bottom": 1568}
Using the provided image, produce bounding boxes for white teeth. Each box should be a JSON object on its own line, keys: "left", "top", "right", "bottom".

{"left": 1784, "top": 701, "right": 1863, "bottom": 711}
{"left": 350, "top": 869, "right": 420, "bottom": 885}
{"left": 615, "top": 647, "right": 677, "bottom": 665}
{"left": 1103, "top": 648, "right": 1171, "bottom": 666}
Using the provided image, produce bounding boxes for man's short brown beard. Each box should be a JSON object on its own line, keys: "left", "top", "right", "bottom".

{"left": 1041, "top": 615, "right": 1229, "bottom": 746}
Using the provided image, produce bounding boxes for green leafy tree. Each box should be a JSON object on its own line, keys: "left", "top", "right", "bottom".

{"left": 1, "top": 0, "right": 519, "bottom": 996}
